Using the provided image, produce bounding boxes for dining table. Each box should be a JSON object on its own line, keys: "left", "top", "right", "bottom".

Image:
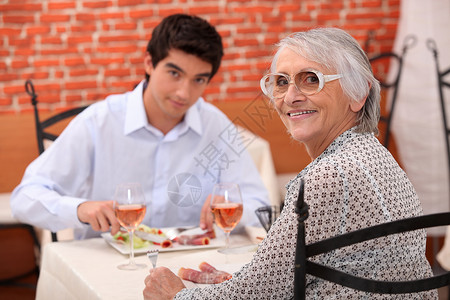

{"left": 35, "top": 227, "right": 264, "bottom": 300}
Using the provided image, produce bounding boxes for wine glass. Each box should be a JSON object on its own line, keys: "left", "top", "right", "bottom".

{"left": 114, "top": 183, "right": 147, "bottom": 270}
{"left": 210, "top": 183, "right": 243, "bottom": 250}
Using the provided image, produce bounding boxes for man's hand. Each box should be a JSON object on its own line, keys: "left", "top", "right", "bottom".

{"left": 77, "top": 200, "right": 120, "bottom": 235}
{"left": 143, "top": 267, "right": 185, "bottom": 300}
{"left": 199, "top": 194, "right": 214, "bottom": 231}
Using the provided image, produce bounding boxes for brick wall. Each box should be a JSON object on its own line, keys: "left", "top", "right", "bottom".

{"left": 0, "top": 0, "right": 400, "bottom": 113}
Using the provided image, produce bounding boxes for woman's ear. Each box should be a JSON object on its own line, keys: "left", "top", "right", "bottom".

{"left": 350, "top": 97, "right": 366, "bottom": 112}
{"left": 144, "top": 52, "right": 153, "bottom": 76}
{"left": 350, "top": 82, "right": 371, "bottom": 112}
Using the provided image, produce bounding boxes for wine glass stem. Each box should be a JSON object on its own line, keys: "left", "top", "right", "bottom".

{"left": 129, "top": 229, "right": 136, "bottom": 266}
{"left": 225, "top": 231, "right": 231, "bottom": 249}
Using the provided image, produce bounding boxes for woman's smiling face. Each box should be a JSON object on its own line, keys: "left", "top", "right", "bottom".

{"left": 273, "top": 47, "right": 363, "bottom": 159}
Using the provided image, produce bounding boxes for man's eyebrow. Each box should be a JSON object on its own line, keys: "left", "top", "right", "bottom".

{"left": 165, "top": 62, "right": 211, "bottom": 78}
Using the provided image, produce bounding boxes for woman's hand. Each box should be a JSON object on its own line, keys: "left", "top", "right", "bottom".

{"left": 143, "top": 267, "right": 186, "bottom": 300}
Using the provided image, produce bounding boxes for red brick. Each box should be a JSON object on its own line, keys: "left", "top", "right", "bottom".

{"left": 159, "top": 8, "right": 185, "bottom": 16}
{"left": 233, "top": 6, "right": 272, "bottom": 14}
{"left": 0, "top": 28, "right": 21, "bottom": 36}
{"left": 245, "top": 50, "right": 272, "bottom": 59}
{"left": 66, "top": 81, "right": 97, "bottom": 90}
{"left": 66, "top": 94, "right": 83, "bottom": 102}
{"left": 41, "top": 37, "right": 63, "bottom": 44}
{"left": 292, "top": 14, "right": 313, "bottom": 22}
{"left": 90, "top": 57, "right": 125, "bottom": 65}
{"left": 0, "top": 74, "right": 19, "bottom": 81}
{"left": 76, "top": 13, "right": 96, "bottom": 22}
{"left": 99, "top": 12, "right": 126, "bottom": 19}
{"left": 20, "top": 72, "right": 49, "bottom": 80}
{"left": 36, "top": 93, "right": 62, "bottom": 104}
{"left": 11, "top": 60, "right": 29, "bottom": 68}
{"left": 83, "top": 1, "right": 113, "bottom": 8}
{"left": 98, "top": 34, "right": 141, "bottom": 43}
{"left": 67, "top": 36, "right": 93, "bottom": 44}
{"left": 4, "top": 85, "right": 27, "bottom": 94}
{"left": 40, "top": 14, "right": 71, "bottom": 23}
{"left": 237, "top": 27, "right": 261, "bottom": 34}
{"left": 0, "top": 3, "right": 41, "bottom": 11}
{"left": 3, "top": 15, "right": 34, "bottom": 23}
{"left": 34, "top": 59, "right": 59, "bottom": 68}
{"left": 129, "top": 9, "right": 154, "bottom": 19}
{"left": 71, "top": 24, "right": 97, "bottom": 32}
{"left": 41, "top": 48, "right": 79, "bottom": 55}
{"left": 104, "top": 69, "right": 131, "bottom": 77}
{"left": 117, "top": 0, "right": 145, "bottom": 6}
{"left": 14, "top": 49, "right": 35, "bottom": 56}
{"left": 48, "top": 2, "right": 76, "bottom": 9}
{"left": 279, "top": 4, "right": 301, "bottom": 13}
{"left": 97, "top": 45, "right": 139, "bottom": 53}
{"left": 0, "top": 97, "right": 12, "bottom": 106}
{"left": 362, "top": 0, "right": 382, "bottom": 8}
{"left": 234, "top": 38, "right": 259, "bottom": 47}
{"left": 115, "top": 22, "right": 137, "bottom": 30}
{"left": 346, "top": 12, "right": 385, "bottom": 20}
{"left": 70, "top": 69, "right": 99, "bottom": 77}
{"left": 64, "top": 58, "right": 85, "bottom": 66}
{"left": 25, "top": 26, "right": 50, "bottom": 35}
{"left": 188, "top": 6, "right": 220, "bottom": 15}
{"left": 317, "top": 13, "right": 341, "bottom": 22}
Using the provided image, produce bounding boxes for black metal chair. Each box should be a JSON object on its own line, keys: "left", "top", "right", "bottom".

{"left": 294, "top": 179, "right": 450, "bottom": 299}
{"left": 367, "top": 34, "right": 417, "bottom": 149}
{"left": 25, "top": 79, "right": 89, "bottom": 242}
{"left": 0, "top": 223, "right": 40, "bottom": 299}
{"left": 427, "top": 39, "right": 450, "bottom": 203}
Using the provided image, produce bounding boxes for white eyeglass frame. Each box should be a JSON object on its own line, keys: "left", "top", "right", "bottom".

{"left": 260, "top": 69, "right": 342, "bottom": 99}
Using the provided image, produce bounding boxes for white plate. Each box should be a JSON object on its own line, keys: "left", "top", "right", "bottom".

{"left": 101, "top": 227, "right": 225, "bottom": 255}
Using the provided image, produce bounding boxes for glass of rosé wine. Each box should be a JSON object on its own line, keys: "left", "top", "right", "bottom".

{"left": 210, "top": 183, "right": 243, "bottom": 250}
{"left": 114, "top": 183, "right": 147, "bottom": 270}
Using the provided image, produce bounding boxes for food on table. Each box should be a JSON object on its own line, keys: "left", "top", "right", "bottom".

{"left": 178, "top": 262, "right": 232, "bottom": 284}
{"left": 175, "top": 230, "right": 216, "bottom": 246}
{"left": 113, "top": 224, "right": 169, "bottom": 249}
{"left": 112, "top": 226, "right": 217, "bottom": 249}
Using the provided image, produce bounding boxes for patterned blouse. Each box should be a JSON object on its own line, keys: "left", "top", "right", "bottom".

{"left": 175, "top": 128, "right": 437, "bottom": 299}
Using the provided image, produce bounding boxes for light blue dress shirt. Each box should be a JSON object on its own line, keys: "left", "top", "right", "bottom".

{"left": 11, "top": 81, "right": 270, "bottom": 239}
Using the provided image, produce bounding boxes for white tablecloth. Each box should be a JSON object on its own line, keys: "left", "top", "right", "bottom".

{"left": 36, "top": 229, "right": 261, "bottom": 300}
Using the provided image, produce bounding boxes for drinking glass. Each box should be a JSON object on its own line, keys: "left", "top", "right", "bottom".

{"left": 114, "top": 183, "right": 147, "bottom": 270}
{"left": 210, "top": 183, "right": 243, "bottom": 250}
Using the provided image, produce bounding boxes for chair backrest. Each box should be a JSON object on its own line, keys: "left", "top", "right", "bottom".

{"left": 427, "top": 39, "right": 450, "bottom": 204}
{"left": 367, "top": 34, "right": 417, "bottom": 149}
{"left": 293, "top": 179, "right": 450, "bottom": 299}
{"left": 0, "top": 223, "right": 40, "bottom": 298}
{"left": 25, "top": 79, "right": 88, "bottom": 242}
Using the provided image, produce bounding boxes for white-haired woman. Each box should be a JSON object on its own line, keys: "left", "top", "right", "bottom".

{"left": 143, "top": 27, "right": 437, "bottom": 299}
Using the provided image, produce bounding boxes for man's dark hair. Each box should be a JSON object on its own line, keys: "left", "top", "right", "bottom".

{"left": 146, "top": 14, "right": 223, "bottom": 81}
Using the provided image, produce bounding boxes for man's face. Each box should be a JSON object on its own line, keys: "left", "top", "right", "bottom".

{"left": 143, "top": 49, "right": 213, "bottom": 131}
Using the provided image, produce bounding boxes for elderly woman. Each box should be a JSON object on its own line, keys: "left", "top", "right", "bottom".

{"left": 143, "top": 28, "right": 437, "bottom": 299}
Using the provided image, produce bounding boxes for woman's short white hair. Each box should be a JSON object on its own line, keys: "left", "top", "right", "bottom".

{"left": 271, "top": 27, "right": 380, "bottom": 134}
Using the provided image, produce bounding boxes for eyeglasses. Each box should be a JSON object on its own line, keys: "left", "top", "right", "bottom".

{"left": 260, "top": 69, "right": 342, "bottom": 100}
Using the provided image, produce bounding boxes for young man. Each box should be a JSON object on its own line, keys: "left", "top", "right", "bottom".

{"left": 11, "top": 14, "right": 269, "bottom": 239}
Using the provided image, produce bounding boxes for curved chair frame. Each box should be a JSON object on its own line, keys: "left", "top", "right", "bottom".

{"left": 294, "top": 179, "right": 450, "bottom": 299}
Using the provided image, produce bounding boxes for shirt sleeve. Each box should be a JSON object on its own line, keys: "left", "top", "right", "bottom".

{"left": 10, "top": 110, "right": 95, "bottom": 232}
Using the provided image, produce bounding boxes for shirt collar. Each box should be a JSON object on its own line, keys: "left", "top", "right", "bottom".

{"left": 124, "top": 81, "right": 148, "bottom": 135}
{"left": 124, "top": 80, "right": 203, "bottom": 137}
